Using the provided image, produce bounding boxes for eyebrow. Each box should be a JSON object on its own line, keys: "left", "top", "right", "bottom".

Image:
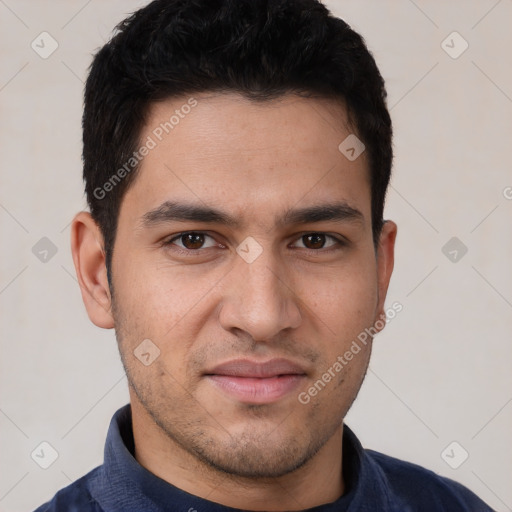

{"left": 138, "top": 200, "right": 364, "bottom": 230}
{"left": 280, "top": 203, "right": 364, "bottom": 226}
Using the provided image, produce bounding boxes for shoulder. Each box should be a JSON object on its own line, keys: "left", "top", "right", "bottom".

{"left": 366, "top": 449, "right": 494, "bottom": 511}
{"left": 32, "top": 468, "right": 103, "bottom": 512}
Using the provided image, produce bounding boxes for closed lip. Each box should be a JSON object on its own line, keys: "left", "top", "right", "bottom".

{"left": 204, "top": 358, "right": 307, "bottom": 378}
{"left": 204, "top": 358, "right": 307, "bottom": 404}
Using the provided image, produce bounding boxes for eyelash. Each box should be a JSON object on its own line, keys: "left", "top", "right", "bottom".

{"left": 163, "top": 231, "right": 347, "bottom": 256}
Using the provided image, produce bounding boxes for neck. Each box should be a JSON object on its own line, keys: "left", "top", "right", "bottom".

{"left": 130, "top": 398, "right": 344, "bottom": 510}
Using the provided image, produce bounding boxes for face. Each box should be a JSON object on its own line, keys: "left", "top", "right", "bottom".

{"left": 98, "top": 93, "right": 395, "bottom": 478}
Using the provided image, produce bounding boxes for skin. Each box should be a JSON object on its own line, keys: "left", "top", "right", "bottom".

{"left": 71, "top": 93, "right": 396, "bottom": 511}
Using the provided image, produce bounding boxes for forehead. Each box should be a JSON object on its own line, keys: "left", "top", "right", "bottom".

{"left": 120, "top": 93, "right": 371, "bottom": 228}
{"left": 146, "top": 93, "right": 355, "bottom": 163}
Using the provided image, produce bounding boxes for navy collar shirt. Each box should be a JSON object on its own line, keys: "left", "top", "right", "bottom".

{"left": 34, "top": 404, "right": 494, "bottom": 511}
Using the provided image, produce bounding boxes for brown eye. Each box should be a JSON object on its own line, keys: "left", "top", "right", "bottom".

{"left": 164, "top": 231, "right": 223, "bottom": 255}
{"left": 180, "top": 232, "right": 206, "bottom": 249}
{"left": 302, "top": 233, "right": 327, "bottom": 249}
{"left": 291, "top": 233, "right": 342, "bottom": 251}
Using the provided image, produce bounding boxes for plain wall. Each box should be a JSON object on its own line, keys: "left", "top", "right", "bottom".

{"left": 0, "top": 1, "right": 511, "bottom": 511}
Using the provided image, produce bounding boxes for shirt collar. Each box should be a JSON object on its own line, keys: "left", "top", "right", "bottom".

{"left": 100, "top": 404, "right": 399, "bottom": 511}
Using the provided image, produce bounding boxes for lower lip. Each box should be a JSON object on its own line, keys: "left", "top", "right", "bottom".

{"left": 207, "top": 375, "right": 305, "bottom": 404}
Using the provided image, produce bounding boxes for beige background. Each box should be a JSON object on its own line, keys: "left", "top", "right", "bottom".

{"left": 1, "top": 1, "right": 511, "bottom": 511}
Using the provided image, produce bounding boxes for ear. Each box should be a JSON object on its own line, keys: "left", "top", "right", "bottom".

{"left": 70, "top": 211, "right": 114, "bottom": 329}
{"left": 374, "top": 220, "right": 397, "bottom": 331}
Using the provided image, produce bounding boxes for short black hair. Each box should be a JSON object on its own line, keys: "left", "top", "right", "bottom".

{"left": 82, "top": 0, "right": 392, "bottom": 280}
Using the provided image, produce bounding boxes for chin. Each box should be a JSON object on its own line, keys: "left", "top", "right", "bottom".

{"left": 179, "top": 418, "right": 327, "bottom": 479}
{"left": 197, "top": 434, "right": 315, "bottom": 479}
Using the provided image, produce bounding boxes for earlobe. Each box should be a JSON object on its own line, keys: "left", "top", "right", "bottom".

{"left": 70, "top": 212, "right": 115, "bottom": 329}
{"left": 374, "top": 220, "right": 397, "bottom": 331}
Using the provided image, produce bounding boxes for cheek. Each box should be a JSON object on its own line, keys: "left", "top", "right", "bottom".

{"left": 299, "top": 258, "right": 379, "bottom": 335}
{"left": 112, "top": 257, "right": 229, "bottom": 388}
{"left": 113, "top": 254, "right": 220, "bottom": 338}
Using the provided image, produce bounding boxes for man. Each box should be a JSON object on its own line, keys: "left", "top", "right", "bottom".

{"left": 34, "top": 0, "right": 493, "bottom": 510}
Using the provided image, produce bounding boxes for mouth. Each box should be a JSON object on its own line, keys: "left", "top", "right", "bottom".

{"left": 204, "top": 358, "right": 307, "bottom": 404}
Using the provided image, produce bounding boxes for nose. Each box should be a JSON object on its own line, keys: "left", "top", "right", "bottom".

{"left": 218, "top": 248, "right": 302, "bottom": 342}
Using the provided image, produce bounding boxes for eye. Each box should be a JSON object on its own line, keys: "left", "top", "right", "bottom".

{"left": 291, "top": 233, "right": 342, "bottom": 250}
{"left": 166, "top": 232, "right": 219, "bottom": 251}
